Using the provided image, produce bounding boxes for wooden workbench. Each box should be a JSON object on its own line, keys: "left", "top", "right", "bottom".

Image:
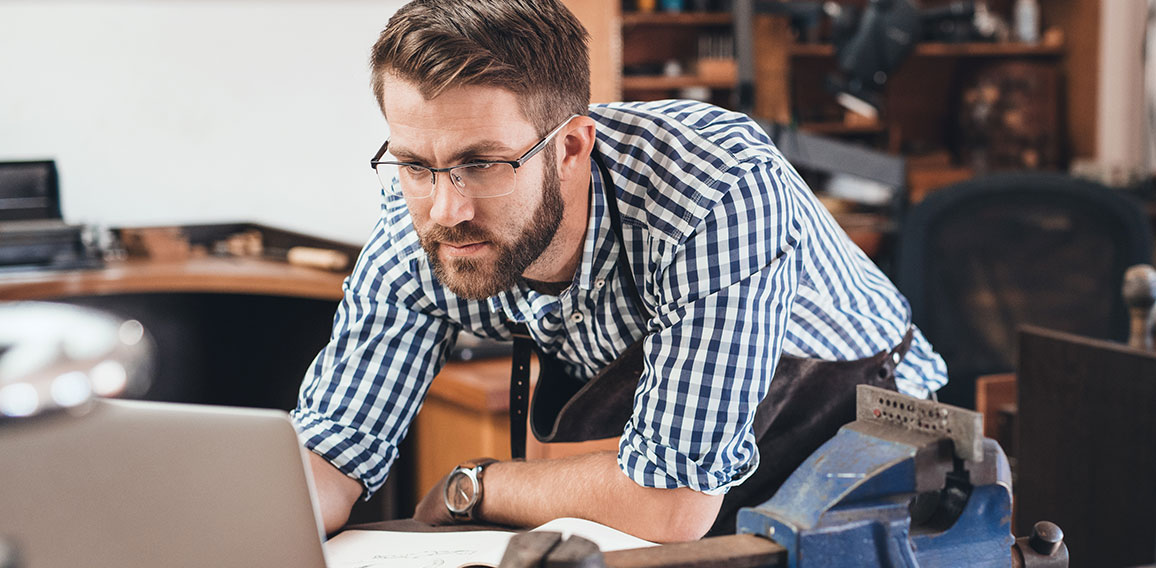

{"left": 0, "top": 254, "right": 346, "bottom": 301}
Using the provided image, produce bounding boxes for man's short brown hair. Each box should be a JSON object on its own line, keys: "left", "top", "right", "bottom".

{"left": 370, "top": 0, "right": 590, "bottom": 135}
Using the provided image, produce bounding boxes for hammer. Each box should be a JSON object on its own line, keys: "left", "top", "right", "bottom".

{"left": 1123, "top": 264, "right": 1156, "bottom": 352}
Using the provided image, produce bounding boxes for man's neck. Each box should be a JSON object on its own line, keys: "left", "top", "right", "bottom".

{"left": 523, "top": 277, "right": 571, "bottom": 296}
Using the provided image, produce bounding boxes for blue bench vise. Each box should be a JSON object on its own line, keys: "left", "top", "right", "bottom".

{"left": 737, "top": 384, "right": 1030, "bottom": 567}
{"left": 495, "top": 384, "right": 1067, "bottom": 568}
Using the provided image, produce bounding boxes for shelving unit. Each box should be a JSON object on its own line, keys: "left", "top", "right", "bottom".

{"left": 751, "top": 17, "right": 1068, "bottom": 201}
{"left": 622, "top": 75, "right": 736, "bottom": 90}
{"left": 789, "top": 41, "right": 1064, "bottom": 58}
{"left": 579, "top": 0, "right": 1102, "bottom": 256}
{"left": 621, "top": 11, "right": 731, "bottom": 26}
{"left": 620, "top": 10, "right": 737, "bottom": 107}
{"left": 595, "top": 0, "right": 1102, "bottom": 163}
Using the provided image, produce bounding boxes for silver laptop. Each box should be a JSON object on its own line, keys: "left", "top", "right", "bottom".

{"left": 0, "top": 399, "right": 328, "bottom": 568}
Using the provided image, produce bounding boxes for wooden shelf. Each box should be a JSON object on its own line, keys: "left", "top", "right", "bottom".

{"left": 621, "top": 11, "right": 732, "bottom": 27}
{"left": 799, "top": 121, "right": 889, "bottom": 135}
{"left": 789, "top": 43, "right": 836, "bottom": 57}
{"left": 914, "top": 41, "right": 1064, "bottom": 57}
{"left": 623, "top": 74, "right": 734, "bottom": 90}
{"left": 790, "top": 41, "right": 1064, "bottom": 58}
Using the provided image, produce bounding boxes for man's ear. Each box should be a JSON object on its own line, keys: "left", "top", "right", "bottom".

{"left": 557, "top": 117, "right": 597, "bottom": 182}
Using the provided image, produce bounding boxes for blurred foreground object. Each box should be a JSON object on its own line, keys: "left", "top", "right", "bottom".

{"left": 0, "top": 302, "right": 152, "bottom": 420}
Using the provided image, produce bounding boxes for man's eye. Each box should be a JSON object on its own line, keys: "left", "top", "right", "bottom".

{"left": 402, "top": 165, "right": 427, "bottom": 176}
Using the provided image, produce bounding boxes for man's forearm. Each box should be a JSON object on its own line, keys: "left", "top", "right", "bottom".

{"left": 477, "top": 451, "right": 722, "bottom": 543}
{"left": 306, "top": 451, "right": 363, "bottom": 535}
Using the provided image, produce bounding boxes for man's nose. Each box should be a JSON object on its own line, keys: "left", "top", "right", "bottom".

{"left": 427, "top": 172, "right": 475, "bottom": 227}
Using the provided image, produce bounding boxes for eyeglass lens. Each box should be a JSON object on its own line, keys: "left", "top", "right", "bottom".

{"left": 379, "top": 162, "right": 517, "bottom": 199}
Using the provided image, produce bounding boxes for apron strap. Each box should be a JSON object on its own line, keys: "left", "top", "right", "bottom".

{"left": 593, "top": 149, "right": 654, "bottom": 322}
{"left": 505, "top": 148, "right": 651, "bottom": 458}
{"left": 507, "top": 321, "right": 533, "bottom": 460}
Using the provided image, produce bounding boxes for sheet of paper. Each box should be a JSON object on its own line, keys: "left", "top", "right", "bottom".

{"left": 323, "top": 517, "right": 657, "bottom": 568}
{"left": 324, "top": 528, "right": 515, "bottom": 568}
{"left": 531, "top": 517, "right": 657, "bottom": 551}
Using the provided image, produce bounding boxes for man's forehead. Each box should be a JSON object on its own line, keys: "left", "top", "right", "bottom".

{"left": 380, "top": 78, "right": 536, "bottom": 159}
{"left": 386, "top": 136, "right": 515, "bottom": 163}
{"left": 381, "top": 76, "right": 529, "bottom": 127}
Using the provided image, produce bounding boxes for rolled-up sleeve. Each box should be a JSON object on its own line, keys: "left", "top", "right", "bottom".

{"left": 291, "top": 215, "right": 457, "bottom": 497}
{"left": 618, "top": 160, "right": 801, "bottom": 494}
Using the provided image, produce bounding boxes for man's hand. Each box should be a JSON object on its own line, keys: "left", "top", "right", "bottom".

{"left": 306, "top": 451, "right": 363, "bottom": 535}
{"left": 413, "top": 473, "right": 454, "bottom": 525}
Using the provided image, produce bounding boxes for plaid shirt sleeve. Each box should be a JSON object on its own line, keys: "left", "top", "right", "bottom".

{"left": 617, "top": 157, "right": 802, "bottom": 495}
{"left": 290, "top": 210, "right": 461, "bottom": 496}
{"left": 600, "top": 100, "right": 946, "bottom": 494}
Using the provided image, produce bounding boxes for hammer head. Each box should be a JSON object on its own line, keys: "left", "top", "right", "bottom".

{"left": 1123, "top": 264, "right": 1156, "bottom": 352}
{"left": 1123, "top": 265, "right": 1156, "bottom": 308}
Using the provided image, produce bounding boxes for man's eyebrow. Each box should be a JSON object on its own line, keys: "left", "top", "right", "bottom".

{"left": 387, "top": 141, "right": 517, "bottom": 165}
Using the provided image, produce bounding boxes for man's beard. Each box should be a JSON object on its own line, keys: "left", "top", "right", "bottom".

{"left": 419, "top": 157, "right": 564, "bottom": 300}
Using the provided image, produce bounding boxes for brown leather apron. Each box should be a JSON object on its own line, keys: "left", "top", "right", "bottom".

{"left": 505, "top": 150, "right": 912, "bottom": 536}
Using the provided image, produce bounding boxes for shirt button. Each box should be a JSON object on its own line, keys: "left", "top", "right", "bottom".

{"left": 594, "top": 279, "right": 606, "bottom": 289}
{"left": 571, "top": 312, "right": 584, "bottom": 323}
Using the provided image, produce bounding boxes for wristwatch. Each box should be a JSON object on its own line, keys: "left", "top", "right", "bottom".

{"left": 443, "top": 458, "right": 499, "bottom": 522}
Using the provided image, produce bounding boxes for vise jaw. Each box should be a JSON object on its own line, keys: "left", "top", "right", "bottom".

{"left": 737, "top": 385, "right": 1014, "bottom": 567}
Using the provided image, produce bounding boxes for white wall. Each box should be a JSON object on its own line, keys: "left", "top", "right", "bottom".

{"left": 1147, "top": 0, "right": 1156, "bottom": 174}
{"left": 0, "top": 0, "right": 405, "bottom": 244}
{"left": 1096, "top": 0, "right": 1149, "bottom": 178}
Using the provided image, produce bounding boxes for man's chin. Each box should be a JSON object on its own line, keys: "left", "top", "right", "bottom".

{"left": 436, "top": 259, "right": 511, "bottom": 300}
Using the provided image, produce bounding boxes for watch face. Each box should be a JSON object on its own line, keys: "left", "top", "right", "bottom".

{"left": 445, "top": 470, "right": 478, "bottom": 514}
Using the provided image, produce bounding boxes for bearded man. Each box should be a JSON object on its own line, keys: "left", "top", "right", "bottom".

{"left": 292, "top": 0, "right": 947, "bottom": 542}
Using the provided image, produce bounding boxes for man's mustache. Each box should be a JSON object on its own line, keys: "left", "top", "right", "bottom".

{"left": 422, "top": 223, "right": 493, "bottom": 246}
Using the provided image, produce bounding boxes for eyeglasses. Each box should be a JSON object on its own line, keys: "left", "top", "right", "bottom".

{"left": 369, "top": 114, "right": 579, "bottom": 199}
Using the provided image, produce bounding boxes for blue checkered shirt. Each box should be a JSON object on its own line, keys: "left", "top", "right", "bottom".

{"left": 292, "top": 100, "right": 948, "bottom": 497}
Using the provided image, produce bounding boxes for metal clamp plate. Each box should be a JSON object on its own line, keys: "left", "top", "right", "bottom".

{"left": 856, "top": 384, "right": 984, "bottom": 462}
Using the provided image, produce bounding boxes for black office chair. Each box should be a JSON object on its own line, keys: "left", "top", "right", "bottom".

{"left": 894, "top": 172, "right": 1154, "bottom": 409}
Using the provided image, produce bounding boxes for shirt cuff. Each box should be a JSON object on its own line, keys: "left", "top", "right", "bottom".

{"left": 894, "top": 329, "right": 949, "bottom": 399}
{"left": 290, "top": 408, "right": 393, "bottom": 499}
{"left": 616, "top": 427, "right": 759, "bottom": 496}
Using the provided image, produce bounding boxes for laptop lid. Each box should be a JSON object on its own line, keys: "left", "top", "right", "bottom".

{"left": 0, "top": 399, "right": 328, "bottom": 568}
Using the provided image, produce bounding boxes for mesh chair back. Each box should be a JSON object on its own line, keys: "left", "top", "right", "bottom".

{"left": 895, "top": 172, "right": 1153, "bottom": 408}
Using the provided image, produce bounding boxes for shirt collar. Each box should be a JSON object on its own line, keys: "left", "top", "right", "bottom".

{"left": 576, "top": 153, "right": 618, "bottom": 292}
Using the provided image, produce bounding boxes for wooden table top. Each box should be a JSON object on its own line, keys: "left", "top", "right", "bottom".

{"left": 0, "top": 255, "right": 348, "bottom": 302}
